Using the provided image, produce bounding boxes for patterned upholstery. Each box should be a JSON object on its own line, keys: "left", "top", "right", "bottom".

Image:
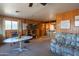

{"left": 64, "top": 34, "right": 72, "bottom": 47}
{"left": 76, "top": 35, "right": 79, "bottom": 47}
{"left": 50, "top": 32, "right": 79, "bottom": 56}
{"left": 55, "top": 32, "right": 64, "bottom": 45}
{"left": 71, "top": 34, "right": 76, "bottom": 47}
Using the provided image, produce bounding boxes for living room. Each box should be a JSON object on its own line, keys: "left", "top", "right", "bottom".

{"left": 0, "top": 3, "right": 79, "bottom": 56}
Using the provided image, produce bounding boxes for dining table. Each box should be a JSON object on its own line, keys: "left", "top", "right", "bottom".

{"left": 3, "top": 36, "right": 32, "bottom": 52}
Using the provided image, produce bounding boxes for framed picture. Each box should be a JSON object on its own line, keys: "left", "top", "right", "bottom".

{"left": 75, "top": 16, "right": 79, "bottom": 26}
{"left": 60, "top": 20, "right": 70, "bottom": 29}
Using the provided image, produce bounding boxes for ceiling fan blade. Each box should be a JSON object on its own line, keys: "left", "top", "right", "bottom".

{"left": 29, "top": 3, "right": 33, "bottom": 7}
{"left": 40, "top": 3, "right": 47, "bottom": 6}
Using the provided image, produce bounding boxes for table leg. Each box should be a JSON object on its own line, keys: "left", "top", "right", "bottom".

{"left": 13, "top": 41, "right": 28, "bottom": 52}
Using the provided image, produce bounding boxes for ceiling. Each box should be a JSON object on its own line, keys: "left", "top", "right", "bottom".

{"left": 0, "top": 3, "right": 79, "bottom": 21}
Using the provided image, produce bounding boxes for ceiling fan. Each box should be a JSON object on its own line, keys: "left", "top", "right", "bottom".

{"left": 29, "top": 3, "right": 47, "bottom": 7}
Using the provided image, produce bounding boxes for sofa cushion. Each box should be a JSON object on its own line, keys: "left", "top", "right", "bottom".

{"left": 76, "top": 35, "right": 79, "bottom": 47}
{"left": 63, "top": 47, "right": 74, "bottom": 56}
{"left": 55, "top": 32, "right": 64, "bottom": 45}
{"left": 55, "top": 32, "right": 62, "bottom": 39}
{"left": 50, "top": 43, "right": 56, "bottom": 53}
{"left": 50, "top": 43, "right": 56, "bottom": 48}
{"left": 76, "top": 42, "right": 79, "bottom": 48}
{"left": 77, "top": 35, "right": 79, "bottom": 42}
{"left": 74, "top": 49, "right": 79, "bottom": 56}
{"left": 50, "top": 32, "right": 79, "bottom": 56}
{"left": 51, "top": 39, "right": 57, "bottom": 44}
{"left": 55, "top": 44, "right": 62, "bottom": 55}
{"left": 50, "top": 46, "right": 56, "bottom": 53}
{"left": 71, "top": 34, "right": 76, "bottom": 47}
{"left": 63, "top": 34, "right": 72, "bottom": 47}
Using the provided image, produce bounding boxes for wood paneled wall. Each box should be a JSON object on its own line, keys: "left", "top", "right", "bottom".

{"left": 0, "top": 15, "right": 44, "bottom": 38}
{"left": 0, "top": 15, "right": 56, "bottom": 38}
{"left": 56, "top": 9, "right": 79, "bottom": 34}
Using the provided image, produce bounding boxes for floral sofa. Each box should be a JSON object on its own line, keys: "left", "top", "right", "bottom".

{"left": 50, "top": 32, "right": 79, "bottom": 56}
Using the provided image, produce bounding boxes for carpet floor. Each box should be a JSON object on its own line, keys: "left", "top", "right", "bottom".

{"left": 0, "top": 36, "right": 53, "bottom": 56}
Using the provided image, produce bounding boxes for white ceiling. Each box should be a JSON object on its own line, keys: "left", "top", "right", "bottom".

{"left": 0, "top": 3, "right": 79, "bottom": 21}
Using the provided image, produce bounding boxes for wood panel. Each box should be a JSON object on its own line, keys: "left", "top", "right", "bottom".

{"left": 56, "top": 9, "right": 79, "bottom": 34}
{"left": 0, "top": 34, "right": 4, "bottom": 46}
{"left": 0, "top": 15, "right": 45, "bottom": 38}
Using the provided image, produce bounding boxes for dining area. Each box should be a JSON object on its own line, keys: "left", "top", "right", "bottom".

{"left": 0, "top": 36, "right": 51, "bottom": 56}
{"left": 0, "top": 35, "right": 32, "bottom": 55}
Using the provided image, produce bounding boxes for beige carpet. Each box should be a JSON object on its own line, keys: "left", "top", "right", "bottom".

{"left": 0, "top": 36, "right": 53, "bottom": 56}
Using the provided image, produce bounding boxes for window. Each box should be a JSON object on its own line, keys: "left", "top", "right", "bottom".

{"left": 5, "top": 20, "right": 11, "bottom": 30}
{"left": 5, "top": 20, "right": 18, "bottom": 30}
{"left": 12, "top": 21, "right": 18, "bottom": 30}
{"left": 75, "top": 16, "right": 79, "bottom": 26}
